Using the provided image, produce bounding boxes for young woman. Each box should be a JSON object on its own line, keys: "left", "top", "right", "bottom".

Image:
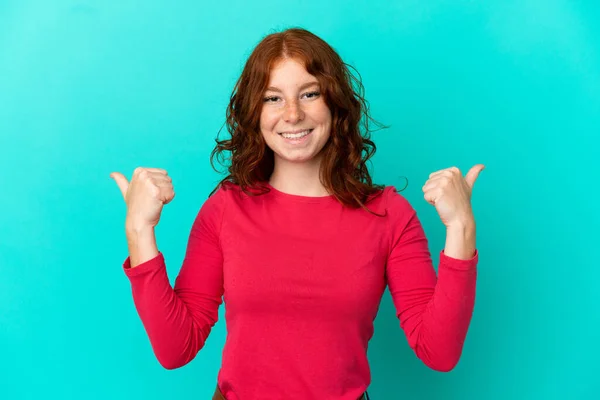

{"left": 111, "top": 28, "right": 483, "bottom": 400}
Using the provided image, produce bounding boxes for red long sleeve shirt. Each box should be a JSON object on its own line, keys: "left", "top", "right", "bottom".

{"left": 123, "top": 182, "right": 478, "bottom": 400}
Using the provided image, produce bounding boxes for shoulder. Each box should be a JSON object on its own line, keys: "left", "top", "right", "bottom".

{"left": 384, "top": 185, "right": 416, "bottom": 214}
{"left": 367, "top": 185, "right": 416, "bottom": 216}
{"left": 200, "top": 180, "right": 253, "bottom": 213}
{"left": 197, "top": 181, "right": 235, "bottom": 217}
{"left": 192, "top": 181, "right": 243, "bottom": 233}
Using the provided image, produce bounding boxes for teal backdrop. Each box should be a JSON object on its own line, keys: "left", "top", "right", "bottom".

{"left": 1, "top": 1, "right": 598, "bottom": 399}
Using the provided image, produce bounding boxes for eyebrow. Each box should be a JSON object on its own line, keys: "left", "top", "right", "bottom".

{"left": 265, "top": 81, "right": 320, "bottom": 92}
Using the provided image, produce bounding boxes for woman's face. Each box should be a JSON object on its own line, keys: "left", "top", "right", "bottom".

{"left": 259, "top": 58, "right": 332, "bottom": 166}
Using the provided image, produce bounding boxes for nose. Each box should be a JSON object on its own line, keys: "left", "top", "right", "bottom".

{"left": 283, "top": 101, "right": 304, "bottom": 124}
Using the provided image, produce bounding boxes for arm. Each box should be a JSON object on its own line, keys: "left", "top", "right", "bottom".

{"left": 125, "top": 225, "right": 159, "bottom": 267}
{"left": 122, "top": 188, "right": 226, "bottom": 369}
{"left": 386, "top": 191, "right": 478, "bottom": 372}
{"left": 444, "top": 221, "right": 476, "bottom": 261}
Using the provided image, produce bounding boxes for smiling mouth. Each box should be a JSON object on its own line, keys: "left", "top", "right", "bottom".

{"left": 278, "top": 129, "right": 313, "bottom": 139}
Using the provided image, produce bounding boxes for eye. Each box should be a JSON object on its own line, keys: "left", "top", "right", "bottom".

{"left": 303, "top": 91, "right": 320, "bottom": 99}
{"left": 263, "top": 96, "right": 280, "bottom": 103}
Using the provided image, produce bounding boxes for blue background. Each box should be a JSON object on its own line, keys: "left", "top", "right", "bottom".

{"left": 1, "top": 1, "right": 598, "bottom": 399}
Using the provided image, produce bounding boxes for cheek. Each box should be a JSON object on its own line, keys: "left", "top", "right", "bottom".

{"left": 313, "top": 102, "right": 332, "bottom": 126}
{"left": 260, "top": 108, "right": 279, "bottom": 131}
{"left": 316, "top": 109, "right": 332, "bottom": 133}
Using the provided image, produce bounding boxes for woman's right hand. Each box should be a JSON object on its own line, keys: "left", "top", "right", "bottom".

{"left": 110, "top": 167, "right": 175, "bottom": 231}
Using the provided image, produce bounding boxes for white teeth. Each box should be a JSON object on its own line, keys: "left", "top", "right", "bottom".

{"left": 281, "top": 129, "right": 311, "bottom": 139}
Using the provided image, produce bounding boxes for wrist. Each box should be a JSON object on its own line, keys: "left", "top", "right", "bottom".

{"left": 125, "top": 220, "right": 155, "bottom": 235}
{"left": 444, "top": 221, "right": 476, "bottom": 260}
{"left": 446, "top": 216, "right": 476, "bottom": 232}
{"left": 446, "top": 222, "right": 475, "bottom": 233}
{"left": 124, "top": 222, "right": 158, "bottom": 268}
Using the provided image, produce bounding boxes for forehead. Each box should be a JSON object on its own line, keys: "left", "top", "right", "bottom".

{"left": 267, "top": 58, "right": 317, "bottom": 86}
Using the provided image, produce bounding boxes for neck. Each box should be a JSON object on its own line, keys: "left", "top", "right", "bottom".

{"left": 269, "top": 157, "right": 330, "bottom": 197}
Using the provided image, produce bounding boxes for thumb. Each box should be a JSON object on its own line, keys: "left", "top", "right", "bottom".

{"left": 110, "top": 172, "right": 129, "bottom": 200}
{"left": 465, "top": 164, "right": 485, "bottom": 188}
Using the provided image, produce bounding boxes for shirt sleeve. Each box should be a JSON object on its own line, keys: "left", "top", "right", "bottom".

{"left": 385, "top": 187, "right": 478, "bottom": 372}
{"left": 122, "top": 187, "right": 227, "bottom": 370}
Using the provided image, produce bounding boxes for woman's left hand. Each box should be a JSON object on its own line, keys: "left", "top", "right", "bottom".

{"left": 422, "top": 164, "right": 485, "bottom": 228}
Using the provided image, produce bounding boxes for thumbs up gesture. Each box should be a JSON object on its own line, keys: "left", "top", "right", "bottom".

{"left": 422, "top": 164, "right": 484, "bottom": 228}
{"left": 110, "top": 167, "right": 175, "bottom": 231}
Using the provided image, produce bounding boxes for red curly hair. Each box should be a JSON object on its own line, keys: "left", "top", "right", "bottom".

{"left": 210, "top": 27, "right": 391, "bottom": 212}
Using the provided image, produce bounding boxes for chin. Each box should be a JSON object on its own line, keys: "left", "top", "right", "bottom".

{"left": 276, "top": 154, "right": 314, "bottom": 164}
{"left": 276, "top": 149, "right": 325, "bottom": 165}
